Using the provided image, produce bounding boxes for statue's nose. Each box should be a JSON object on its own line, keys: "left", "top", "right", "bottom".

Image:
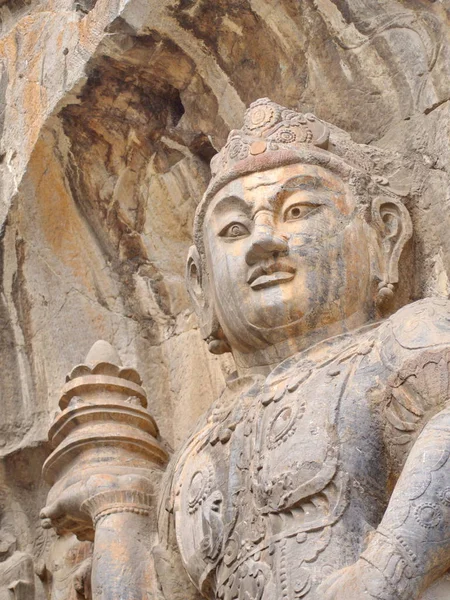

{"left": 245, "top": 224, "right": 289, "bottom": 265}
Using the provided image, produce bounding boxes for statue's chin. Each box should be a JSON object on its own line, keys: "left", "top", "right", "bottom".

{"left": 226, "top": 313, "right": 314, "bottom": 353}
{"left": 240, "top": 294, "right": 332, "bottom": 334}
{"left": 226, "top": 303, "right": 367, "bottom": 354}
{"left": 229, "top": 288, "right": 310, "bottom": 332}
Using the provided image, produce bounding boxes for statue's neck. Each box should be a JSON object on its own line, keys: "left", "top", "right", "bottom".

{"left": 231, "top": 310, "right": 374, "bottom": 378}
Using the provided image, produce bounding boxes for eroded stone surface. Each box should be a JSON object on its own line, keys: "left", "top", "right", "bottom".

{"left": 0, "top": 2, "right": 450, "bottom": 599}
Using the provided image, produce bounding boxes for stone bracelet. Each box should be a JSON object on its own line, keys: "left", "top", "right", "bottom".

{"left": 81, "top": 490, "right": 153, "bottom": 527}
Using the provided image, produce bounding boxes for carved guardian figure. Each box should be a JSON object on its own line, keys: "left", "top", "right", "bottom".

{"left": 42, "top": 99, "right": 450, "bottom": 600}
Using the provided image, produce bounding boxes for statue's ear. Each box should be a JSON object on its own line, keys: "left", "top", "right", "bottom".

{"left": 371, "top": 196, "right": 412, "bottom": 287}
{"left": 186, "top": 245, "right": 207, "bottom": 318}
{"left": 186, "top": 246, "right": 231, "bottom": 354}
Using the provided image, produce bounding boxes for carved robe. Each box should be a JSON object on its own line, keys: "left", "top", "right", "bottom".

{"left": 157, "top": 298, "right": 450, "bottom": 600}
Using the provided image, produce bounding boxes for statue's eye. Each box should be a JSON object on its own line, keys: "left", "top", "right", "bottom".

{"left": 220, "top": 222, "right": 250, "bottom": 238}
{"left": 283, "top": 203, "right": 317, "bottom": 222}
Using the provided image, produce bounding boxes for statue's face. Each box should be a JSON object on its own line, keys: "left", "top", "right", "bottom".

{"left": 203, "top": 163, "right": 376, "bottom": 353}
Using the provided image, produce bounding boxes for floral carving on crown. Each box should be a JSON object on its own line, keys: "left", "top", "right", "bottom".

{"left": 210, "top": 98, "right": 330, "bottom": 179}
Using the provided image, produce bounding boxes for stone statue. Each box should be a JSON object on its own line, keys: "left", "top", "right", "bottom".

{"left": 41, "top": 99, "right": 450, "bottom": 600}
{"left": 43, "top": 535, "right": 92, "bottom": 600}
{"left": 0, "top": 530, "right": 35, "bottom": 600}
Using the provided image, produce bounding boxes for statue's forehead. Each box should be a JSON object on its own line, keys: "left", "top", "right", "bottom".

{"left": 205, "top": 163, "right": 349, "bottom": 216}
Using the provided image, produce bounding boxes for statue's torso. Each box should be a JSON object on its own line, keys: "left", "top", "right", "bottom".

{"left": 166, "top": 299, "right": 450, "bottom": 599}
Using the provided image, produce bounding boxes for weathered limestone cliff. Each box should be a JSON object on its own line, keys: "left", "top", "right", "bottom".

{"left": 0, "top": 1, "right": 449, "bottom": 598}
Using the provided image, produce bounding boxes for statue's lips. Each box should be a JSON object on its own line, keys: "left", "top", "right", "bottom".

{"left": 247, "top": 264, "right": 296, "bottom": 290}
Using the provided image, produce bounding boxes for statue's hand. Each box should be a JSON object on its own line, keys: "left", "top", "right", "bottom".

{"left": 40, "top": 472, "right": 118, "bottom": 537}
{"left": 40, "top": 471, "right": 153, "bottom": 538}
{"left": 316, "top": 559, "right": 398, "bottom": 600}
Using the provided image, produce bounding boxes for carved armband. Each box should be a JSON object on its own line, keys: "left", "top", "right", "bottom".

{"left": 81, "top": 490, "right": 153, "bottom": 527}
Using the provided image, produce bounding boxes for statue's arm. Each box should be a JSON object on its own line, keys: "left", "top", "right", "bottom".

{"left": 41, "top": 470, "right": 163, "bottom": 599}
{"left": 41, "top": 468, "right": 202, "bottom": 600}
{"left": 318, "top": 402, "right": 450, "bottom": 600}
{"left": 319, "top": 326, "right": 450, "bottom": 600}
{"left": 360, "top": 405, "right": 450, "bottom": 598}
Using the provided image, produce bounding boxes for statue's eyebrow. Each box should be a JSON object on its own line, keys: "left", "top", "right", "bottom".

{"left": 245, "top": 180, "right": 279, "bottom": 190}
{"left": 210, "top": 194, "right": 251, "bottom": 215}
{"left": 279, "top": 174, "right": 336, "bottom": 194}
{"left": 265, "top": 175, "right": 338, "bottom": 210}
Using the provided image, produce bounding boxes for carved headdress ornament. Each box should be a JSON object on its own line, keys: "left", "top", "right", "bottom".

{"left": 210, "top": 97, "right": 331, "bottom": 179}
{"left": 194, "top": 98, "right": 407, "bottom": 254}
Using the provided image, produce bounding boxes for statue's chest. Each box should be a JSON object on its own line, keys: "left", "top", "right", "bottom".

{"left": 172, "top": 358, "right": 370, "bottom": 593}
{"left": 251, "top": 364, "right": 347, "bottom": 514}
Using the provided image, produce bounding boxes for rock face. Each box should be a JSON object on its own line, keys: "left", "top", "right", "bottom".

{"left": 0, "top": 1, "right": 449, "bottom": 599}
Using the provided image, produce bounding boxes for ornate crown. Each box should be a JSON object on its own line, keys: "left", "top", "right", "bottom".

{"left": 202, "top": 97, "right": 378, "bottom": 207}
{"left": 210, "top": 97, "right": 330, "bottom": 180}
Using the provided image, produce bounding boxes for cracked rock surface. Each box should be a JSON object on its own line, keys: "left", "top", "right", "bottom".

{"left": 0, "top": 1, "right": 449, "bottom": 598}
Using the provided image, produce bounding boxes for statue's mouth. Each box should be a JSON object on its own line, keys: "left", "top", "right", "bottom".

{"left": 247, "top": 263, "right": 296, "bottom": 290}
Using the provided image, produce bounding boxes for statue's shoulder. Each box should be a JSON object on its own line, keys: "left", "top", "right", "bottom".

{"left": 380, "top": 299, "right": 450, "bottom": 470}
{"left": 386, "top": 297, "right": 450, "bottom": 350}
{"left": 376, "top": 297, "right": 450, "bottom": 374}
